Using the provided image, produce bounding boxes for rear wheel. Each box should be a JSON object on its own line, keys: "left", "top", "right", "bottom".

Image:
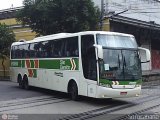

{"left": 70, "top": 82, "right": 79, "bottom": 101}
{"left": 18, "top": 75, "right": 23, "bottom": 89}
{"left": 23, "top": 76, "right": 30, "bottom": 90}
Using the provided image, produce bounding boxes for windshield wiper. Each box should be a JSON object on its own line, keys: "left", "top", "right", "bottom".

{"left": 118, "top": 54, "right": 120, "bottom": 68}
{"left": 121, "top": 51, "right": 126, "bottom": 80}
{"left": 123, "top": 56, "right": 126, "bottom": 68}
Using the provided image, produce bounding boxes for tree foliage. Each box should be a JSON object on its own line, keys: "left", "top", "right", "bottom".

{"left": 0, "top": 23, "right": 15, "bottom": 77}
{"left": 16, "top": 0, "right": 100, "bottom": 35}
{"left": 0, "top": 23, "right": 15, "bottom": 57}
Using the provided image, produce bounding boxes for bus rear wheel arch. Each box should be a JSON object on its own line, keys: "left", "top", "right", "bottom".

{"left": 68, "top": 80, "right": 79, "bottom": 101}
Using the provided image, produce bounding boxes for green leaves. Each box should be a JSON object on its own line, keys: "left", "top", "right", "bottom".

{"left": 0, "top": 23, "right": 15, "bottom": 57}
{"left": 16, "top": 0, "right": 100, "bottom": 35}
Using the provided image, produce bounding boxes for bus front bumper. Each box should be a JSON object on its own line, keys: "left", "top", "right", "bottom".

{"left": 96, "top": 86, "right": 141, "bottom": 98}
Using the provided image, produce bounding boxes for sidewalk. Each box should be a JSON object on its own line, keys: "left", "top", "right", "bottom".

{"left": 142, "top": 69, "right": 160, "bottom": 81}
{"left": 142, "top": 69, "right": 160, "bottom": 76}
{"left": 0, "top": 76, "right": 10, "bottom": 81}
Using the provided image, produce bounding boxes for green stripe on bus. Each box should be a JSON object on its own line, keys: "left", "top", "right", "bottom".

{"left": 22, "top": 60, "right": 25, "bottom": 68}
{"left": 30, "top": 60, "right": 34, "bottom": 68}
{"left": 74, "top": 58, "right": 79, "bottom": 70}
{"left": 11, "top": 60, "right": 21, "bottom": 67}
{"left": 39, "top": 60, "right": 60, "bottom": 69}
{"left": 33, "top": 69, "right": 37, "bottom": 78}
{"left": 11, "top": 58, "right": 79, "bottom": 70}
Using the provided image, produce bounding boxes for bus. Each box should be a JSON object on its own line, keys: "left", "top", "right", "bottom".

{"left": 10, "top": 31, "right": 150, "bottom": 100}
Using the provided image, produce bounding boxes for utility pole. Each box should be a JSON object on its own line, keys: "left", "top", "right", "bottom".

{"left": 105, "top": 0, "right": 109, "bottom": 16}
{"left": 100, "top": 0, "right": 109, "bottom": 30}
{"left": 100, "top": 0, "right": 104, "bottom": 30}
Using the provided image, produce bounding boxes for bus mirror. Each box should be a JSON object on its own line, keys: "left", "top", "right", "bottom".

{"left": 138, "top": 47, "right": 151, "bottom": 63}
{"left": 94, "top": 44, "right": 103, "bottom": 59}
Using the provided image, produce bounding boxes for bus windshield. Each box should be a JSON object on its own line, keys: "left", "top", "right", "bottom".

{"left": 97, "top": 34, "right": 141, "bottom": 81}
{"left": 99, "top": 49, "right": 141, "bottom": 80}
{"left": 97, "top": 34, "right": 137, "bottom": 48}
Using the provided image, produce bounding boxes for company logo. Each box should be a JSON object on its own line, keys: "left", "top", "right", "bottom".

{"left": 11, "top": 61, "right": 19, "bottom": 67}
{"left": 2, "top": 114, "right": 8, "bottom": 120}
{"left": 1, "top": 114, "right": 18, "bottom": 120}
{"left": 60, "top": 59, "right": 77, "bottom": 70}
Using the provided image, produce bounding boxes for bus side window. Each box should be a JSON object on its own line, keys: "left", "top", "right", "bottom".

{"left": 65, "top": 37, "right": 79, "bottom": 57}
{"left": 34, "top": 43, "right": 39, "bottom": 58}
{"left": 30, "top": 43, "right": 36, "bottom": 58}
{"left": 21, "top": 45, "right": 25, "bottom": 58}
{"left": 81, "top": 35, "right": 97, "bottom": 81}
{"left": 37, "top": 42, "right": 44, "bottom": 58}
{"left": 15, "top": 46, "right": 18, "bottom": 59}
{"left": 41, "top": 41, "right": 49, "bottom": 58}
{"left": 16, "top": 46, "right": 20, "bottom": 59}
{"left": 25, "top": 44, "right": 30, "bottom": 58}
{"left": 11, "top": 46, "right": 15, "bottom": 59}
{"left": 53, "top": 40, "right": 64, "bottom": 57}
{"left": 49, "top": 41, "right": 55, "bottom": 57}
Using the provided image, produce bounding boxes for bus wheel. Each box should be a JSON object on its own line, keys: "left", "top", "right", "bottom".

{"left": 70, "top": 82, "right": 79, "bottom": 101}
{"left": 18, "top": 75, "right": 23, "bottom": 89}
{"left": 23, "top": 76, "right": 30, "bottom": 90}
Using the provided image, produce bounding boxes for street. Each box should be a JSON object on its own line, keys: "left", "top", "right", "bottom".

{"left": 0, "top": 80, "right": 160, "bottom": 120}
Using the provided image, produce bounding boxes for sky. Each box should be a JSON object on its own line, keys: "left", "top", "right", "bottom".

{"left": 0, "top": 0, "right": 100, "bottom": 10}
{"left": 0, "top": 0, "right": 23, "bottom": 10}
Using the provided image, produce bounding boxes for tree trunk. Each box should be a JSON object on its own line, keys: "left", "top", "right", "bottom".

{"left": 2, "top": 57, "right": 5, "bottom": 78}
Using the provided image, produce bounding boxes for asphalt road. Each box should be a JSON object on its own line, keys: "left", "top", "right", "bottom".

{"left": 0, "top": 80, "right": 160, "bottom": 120}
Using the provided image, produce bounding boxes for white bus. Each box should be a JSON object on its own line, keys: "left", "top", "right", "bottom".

{"left": 10, "top": 31, "right": 150, "bottom": 100}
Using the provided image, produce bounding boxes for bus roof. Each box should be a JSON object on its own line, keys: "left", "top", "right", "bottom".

{"left": 11, "top": 31, "right": 134, "bottom": 46}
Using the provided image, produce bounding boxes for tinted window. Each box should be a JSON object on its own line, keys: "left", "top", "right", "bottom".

{"left": 65, "top": 37, "right": 79, "bottom": 57}
{"left": 11, "top": 36, "right": 79, "bottom": 59}
{"left": 11, "top": 46, "right": 16, "bottom": 59}
{"left": 81, "top": 35, "right": 97, "bottom": 81}
{"left": 29, "top": 43, "right": 35, "bottom": 58}
{"left": 25, "top": 44, "right": 30, "bottom": 58}
{"left": 97, "top": 34, "right": 137, "bottom": 48}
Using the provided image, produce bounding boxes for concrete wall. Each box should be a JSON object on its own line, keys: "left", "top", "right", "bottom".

{"left": 102, "top": 19, "right": 110, "bottom": 31}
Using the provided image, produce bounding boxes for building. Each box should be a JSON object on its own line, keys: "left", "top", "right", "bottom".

{"left": 94, "top": 0, "right": 160, "bottom": 71}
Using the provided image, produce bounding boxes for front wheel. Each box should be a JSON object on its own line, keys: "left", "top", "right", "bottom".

{"left": 70, "top": 82, "right": 79, "bottom": 101}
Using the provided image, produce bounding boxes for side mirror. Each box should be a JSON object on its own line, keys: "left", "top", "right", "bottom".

{"left": 138, "top": 47, "right": 151, "bottom": 63}
{"left": 94, "top": 44, "right": 103, "bottom": 59}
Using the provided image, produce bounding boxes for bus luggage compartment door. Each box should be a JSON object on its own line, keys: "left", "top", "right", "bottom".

{"left": 87, "top": 84, "right": 97, "bottom": 98}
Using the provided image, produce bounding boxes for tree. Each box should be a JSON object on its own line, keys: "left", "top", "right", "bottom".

{"left": 0, "top": 23, "right": 15, "bottom": 78}
{"left": 16, "top": 0, "right": 100, "bottom": 35}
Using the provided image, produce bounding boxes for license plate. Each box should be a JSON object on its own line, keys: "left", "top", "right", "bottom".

{"left": 120, "top": 92, "right": 127, "bottom": 95}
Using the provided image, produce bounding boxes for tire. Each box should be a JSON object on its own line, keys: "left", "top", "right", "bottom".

{"left": 70, "top": 82, "right": 79, "bottom": 101}
{"left": 23, "top": 76, "right": 30, "bottom": 90}
{"left": 18, "top": 76, "right": 23, "bottom": 89}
